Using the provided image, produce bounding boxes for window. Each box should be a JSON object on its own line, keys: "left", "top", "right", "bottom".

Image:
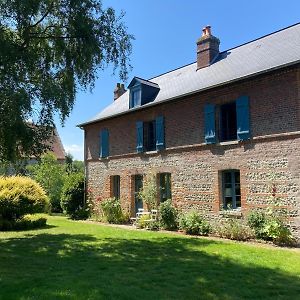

{"left": 159, "top": 173, "right": 172, "bottom": 202}
{"left": 220, "top": 102, "right": 237, "bottom": 141}
{"left": 131, "top": 88, "right": 141, "bottom": 108}
{"left": 144, "top": 120, "right": 156, "bottom": 151}
{"left": 111, "top": 175, "right": 120, "bottom": 200}
{"left": 222, "top": 170, "right": 241, "bottom": 209}
{"left": 204, "top": 96, "right": 250, "bottom": 144}
{"left": 100, "top": 128, "right": 109, "bottom": 158}
{"left": 136, "top": 117, "right": 165, "bottom": 153}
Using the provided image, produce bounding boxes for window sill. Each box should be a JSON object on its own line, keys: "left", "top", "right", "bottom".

{"left": 217, "top": 140, "right": 239, "bottom": 146}
{"left": 219, "top": 209, "right": 242, "bottom": 218}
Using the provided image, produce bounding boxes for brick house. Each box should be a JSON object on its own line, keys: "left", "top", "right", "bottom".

{"left": 79, "top": 24, "right": 300, "bottom": 238}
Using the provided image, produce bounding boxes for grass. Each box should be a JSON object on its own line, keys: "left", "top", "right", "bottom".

{"left": 0, "top": 216, "right": 299, "bottom": 300}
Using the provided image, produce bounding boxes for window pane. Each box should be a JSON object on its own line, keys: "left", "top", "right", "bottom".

{"left": 112, "top": 175, "right": 120, "bottom": 200}
{"left": 220, "top": 102, "right": 237, "bottom": 141}
{"left": 236, "top": 196, "right": 241, "bottom": 208}
{"left": 222, "top": 170, "right": 241, "bottom": 209}
{"left": 160, "top": 173, "right": 172, "bottom": 202}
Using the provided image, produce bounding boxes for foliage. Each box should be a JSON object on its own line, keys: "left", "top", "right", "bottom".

{"left": 215, "top": 218, "right": 254, "bottom": 241}
{"left": 179, "top": 211, "right": 211, "bottom": 236}
{"left": 0, "top": 213, "right": 47, "bottom": 231}
{"left": 159, "top": 200, "right": 178, "bottom": 230}
{"left": 65, "top": 153, "right": 84, "bottom": 174}
{"left": 136, "top": 214, "right": 151, "bottom": 229}
{"left": 247, "top": 210, "right": 267, "bottom": 239}
{"left": 27, "top": 152, "right": 66, "bottom": 212}
{"left": 61, "top": 173, "right": 87, "bottom": 220}
{"left": 101, "top": 198, "right": 128, "bottom": 224}
{"left": 138, "top": 171, "right": 158, "bottom": 210}
{"left": 0, "top": 176, "right": 49, "bottom": 220}
{"left": 247, "top": 209, "right": 295, "bottom": 246}
{"left": 0, "top": 0, "right": 133, "bottom": 163}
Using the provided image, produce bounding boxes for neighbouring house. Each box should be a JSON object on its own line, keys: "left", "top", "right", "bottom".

{"left": 79, "top": 24, "right": 300, "bottom": 238}
{"left": 1, "top": 126, "right": 66, "bottom": 175}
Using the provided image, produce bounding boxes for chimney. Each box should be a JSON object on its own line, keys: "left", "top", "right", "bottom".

{"left": 196, "top": 25, "right": 220, "bottom": 70}
{"left": 114, "top": 83, "right": 126, "bottom": 101}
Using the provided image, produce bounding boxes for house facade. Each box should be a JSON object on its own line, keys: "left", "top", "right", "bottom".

{"left": 80, "top": 24, "right": 300, "bottom": 238}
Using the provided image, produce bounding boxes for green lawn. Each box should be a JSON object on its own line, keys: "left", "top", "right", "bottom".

{"left": 0, "top": 217, "right": 299, "bottom": 300}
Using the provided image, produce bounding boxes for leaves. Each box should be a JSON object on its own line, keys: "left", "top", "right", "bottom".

{"left": 0, "top": 0, "right": 133, "bottom": 162}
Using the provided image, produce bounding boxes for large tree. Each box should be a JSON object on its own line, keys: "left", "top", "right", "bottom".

{"left": 0, "top": 0, "right": 132, "bottom": 162}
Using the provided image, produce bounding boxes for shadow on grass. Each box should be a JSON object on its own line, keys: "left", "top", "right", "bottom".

{"left": 0, "top": 232, "right": 299, "bottom": 300}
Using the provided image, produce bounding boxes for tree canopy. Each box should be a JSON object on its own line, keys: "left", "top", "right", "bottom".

{"left": 0, "top": 0, "right": 133, "bottom": 162}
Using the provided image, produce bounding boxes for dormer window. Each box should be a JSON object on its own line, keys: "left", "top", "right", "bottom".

{"left": 128, "top": 77, "right": 160, "bottom": 109}
{"left": 130, "top": 86, "right": 141, "bottom": 108}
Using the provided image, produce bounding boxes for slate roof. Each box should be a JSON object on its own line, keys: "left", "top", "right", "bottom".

{"left": 80, "top": 23, "right": 300, "bottom": 126}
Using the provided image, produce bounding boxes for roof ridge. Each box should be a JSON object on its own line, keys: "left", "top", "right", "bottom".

{"left": 148, "top": 22, "right": 300, "bottom": 81}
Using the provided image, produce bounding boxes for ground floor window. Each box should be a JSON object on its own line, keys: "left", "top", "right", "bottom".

{"left": 222, "top": 170, "right": 241, "bottom": 209}
{"left": 111, "top": 175, "right": 120, "bottom": 200}
{"left": 159, "top": 173, "right": 172, "bottom": 202}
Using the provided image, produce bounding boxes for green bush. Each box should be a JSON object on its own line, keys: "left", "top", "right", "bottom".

{"left": 0, "top": 214, "right": 47, "bottom": 231}
{"left": 179, "top": 211, "right": 211, "bottom": 236}
{"left": 247, "top": 209, "right": 295, "bottom": 246}
{"left": 136, "top": 214, "right": 151, "bottom": 229}
{"left": 159, "top": 200, "right": 178, "bottom": 230}
{"left": 247, "top": 210, "right": 267, "bottom": 239}
{"left": 27, "top": 152, "right": 66, "bottom": 213}
{"left": 61, "top": 173, "right": 88, "bottom": 220}
{"left": 0, "top": 176, "right": 49, "bottom": 220}
{"left": 101, "top": 198, "right": 128, "bottom": 224}
{"left": 215, "top": 218, "right": 254, "bottom": 241}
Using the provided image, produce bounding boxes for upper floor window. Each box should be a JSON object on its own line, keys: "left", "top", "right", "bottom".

{"left": 100, "top": 128, "right": 109, "bottom": 158}
{"left": 220, "top": 102, "right": 237, "bottom": 141}
{"left": 222, "top": 170, "right": 241, "bottom": 209}
{"left": 144, "top": 120, "right": 156, "bottom": 151}
{"left": 136, "top": 116, "right": 165, "bottom": 153}
{"left": 204, "top": 96, "right": 250, "bottom": 144}
{"left": 130, "top": 87, "right": 141, "bottom": 108}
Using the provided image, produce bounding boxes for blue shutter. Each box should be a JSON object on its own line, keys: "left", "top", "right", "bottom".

{"left": 156, "top": 116, "right": 165, "bottom": 151}
{"left": 204, "top": 104, "right": 216, "bottom": 144}
{"left": 100, "top": 129, "right": 109, "bottom": 158}
{"left": 136, "top": 121, "right": 144, "bottom": 153}
{"left": 236, "top": 96, "right": 250, "bottom": 140}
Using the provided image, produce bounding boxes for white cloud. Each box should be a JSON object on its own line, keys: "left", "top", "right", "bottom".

{"left": 64, "top": 144, "right": 84, "bottom": 161}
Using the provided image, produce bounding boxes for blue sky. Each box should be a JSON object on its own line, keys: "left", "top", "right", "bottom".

{"left": 56, "top": 0, "right": 300, "bottom": 160}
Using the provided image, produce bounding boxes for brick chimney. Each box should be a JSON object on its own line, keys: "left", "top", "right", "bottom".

{"left": 196, "top": 25, "right": 220, "bottom": 70}
{"left": 114, "top": 83, "right": 126, "bottom": 101}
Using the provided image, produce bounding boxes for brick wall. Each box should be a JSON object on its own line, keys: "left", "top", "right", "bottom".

{"left": 84, "top": 65, "right": 300, "bottom": 239}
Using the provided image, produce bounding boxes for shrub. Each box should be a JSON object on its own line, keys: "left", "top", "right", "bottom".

{"left": 27, "top": 152, "right": 66, "bottom": 213}
{"left": 61, "top": 173, "right": 88, "bottom": 220}
{"left": 0, "top": 176, "right": 49, "bottom": 220}
{"left": 138, "top": 171, "right": 158, "bottom": 210}
{"left": 0, "top": 214, "right": 47, "bottom": 231}
{"left": 101, "top": 198, "right": 128, "bottom": 224}
{"left": 247, "top": 210, "right": 267, "bottom": 239}
{"left": 159, "top": 200, "right": 178, "bottom": 230}
{"left": 247, "top": 209, "right": 296, "bottom": 246}
{"left": 215, "top": 218, "right": 254, "bottom": 241}
{"left": 179, "top": 211, "right": 211, "bottom": 236}
{"left": 137, "top": 214, "right": 151, "bottom": 229}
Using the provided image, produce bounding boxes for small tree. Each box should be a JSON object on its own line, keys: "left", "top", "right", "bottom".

{"left": 27, "top": 152, "right": 66, "bottom": 212}
{"left": 61, "top": 173, "right": 87, "bottom": 220}
{"left": 138, "top": 171, "right": 158, "bottom": 210}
